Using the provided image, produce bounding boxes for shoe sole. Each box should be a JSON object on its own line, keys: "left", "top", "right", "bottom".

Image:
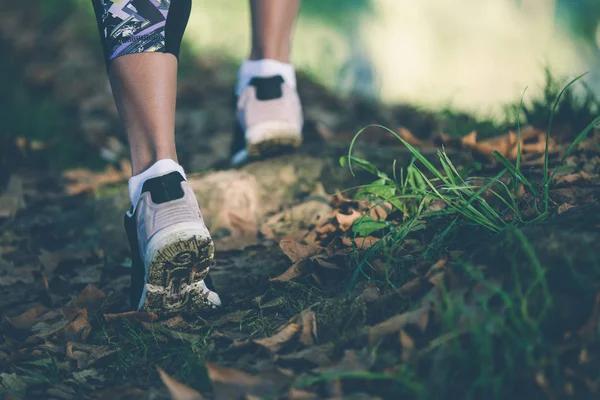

{"left": 246, "top": 120, "right": 302, "bottom": 158}
{"left": 138, "top": 222, "right": 220, "bottom": 315}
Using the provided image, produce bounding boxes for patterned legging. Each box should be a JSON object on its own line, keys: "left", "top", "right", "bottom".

{"left": 92, "top": 0, "right": 191, "bottom": 64}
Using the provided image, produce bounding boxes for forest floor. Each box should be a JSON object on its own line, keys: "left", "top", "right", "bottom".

{"left": 2, "top": 3, "right": 600, "bottom": 400}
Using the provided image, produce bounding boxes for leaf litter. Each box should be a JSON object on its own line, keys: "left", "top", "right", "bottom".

{"left": 2, "top": 8, "right": 600, "bottom": 397}
{"left": 4, "top": 130, "right": 600, "bottom": 399}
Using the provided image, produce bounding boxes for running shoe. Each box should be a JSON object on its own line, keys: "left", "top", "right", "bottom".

{"left": 231, "top": 75, "right": 303, "bottom": 166}
{"left": 124, "top": 171, "right": 221, "bottom": 314}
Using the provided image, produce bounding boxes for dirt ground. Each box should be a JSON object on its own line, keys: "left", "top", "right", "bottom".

{"left": 2, "top": 2, "right": 600, "bottom": 400}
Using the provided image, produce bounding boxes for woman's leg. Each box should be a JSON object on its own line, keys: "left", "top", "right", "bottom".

{"left": 93, "top": 0, "right": 191, "bottom": 174}
{"left": 249, "top": 0, "right": 302, "bottom": 63}
{"left": 109, "top": 53, "right": 178, "bottom": 174}
{"left": 92, "top": 0, "right": 220, "bottom": 314}
{"left": 231, "top": 0, "right": 303, "bottom": 165}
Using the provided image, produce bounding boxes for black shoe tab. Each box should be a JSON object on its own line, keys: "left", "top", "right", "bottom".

{"left": 250, "top": 75, "right": 284, "bottom": 101}
{"left": 141, "top": 171, "right": 185, "bottom": 204}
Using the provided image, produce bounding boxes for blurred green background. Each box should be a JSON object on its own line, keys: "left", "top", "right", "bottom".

{"left": 4, "top": 0, "right": 600, "bottom": 113}
{"left": 183, "top": 0, "right": 600, "bottom": 114}
{"left": 1, "top": 0, "right": 599, "bottom": 172}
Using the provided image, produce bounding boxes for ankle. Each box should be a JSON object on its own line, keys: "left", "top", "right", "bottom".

{"left": 128, "top": 159, "right": 186, "bottom": 208}
{"left": 249, "top": 47, "right": 290, "bottom": 63}
{"left": 130, "top": 145, "right": 178, "bottom": 175}
{"left": 236, "top": 59, "right": 296, "bottom": 95}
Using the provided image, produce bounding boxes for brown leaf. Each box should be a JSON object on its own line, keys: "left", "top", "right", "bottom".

{"left": 312, "top": 256, "right": 342, "bottom": 270}
{"left": 104, "top": 311, "right": 158, "bottom": 323}
{"left": 357, "top": 284, "right": 381, "bottom": 303}
{"left": 553, "top": 171, "right": 590, "bottom": 185}
{"left": 206, "top": 363, "right": 278, "bottom": 400}
{"left": 335, "top": 209, "right": 362, "bottom": 232}
{"left": 424, "top": 258, "right": 448, "bottom": 278}
{"left": 269, "top": 260, "right": 307, "bottom": 283}
{"left": 0, "top": 175, "right": 25, "bottom": 218}
{"left": 427, "top": 271, "right": 445, "bottom": 288}
{"left": 276, "top": 342, "right": 335, "bottom": 368}
{"left": 342, "top": 236, "right": 380, "bottom": 249}
{"left": 63, "top": 308, "right": 92, "bottom": 342}
{"left": 299, "top": 310, "right": 318, "bottom": 346}
{"left": 228, "top": 212, "right": 258, "bottom": 237}
{"left": 71, "top": 284, "right": 105, "bottom": 315}
{"left": 287, "top": 388, "right": 319, "bottom": 400}
{"left": 461, "top": 131, "right": 478, "bottom": 148}
{"left": 66, "top": 342, "right": 116, "bottom": 369}
{"left": 38, "top": 249, "right": 62, "bottom": 275}
{"left": 84, "top": 386, "right": 146, "bottom": 400}
{"left": 397, "top": 127, "right": 425, "bottom": 147}
{"left": 157, "top": 367, "right": 203, "bottom": 400}
{"left": 217, "top": 213, "right": 262, "bottom": 251}
{"left": 63, "top": 164, "right": 128, "bottom": 195}
{"left": 369, "top": 307, "right": 430, "bottom": 344}
{"left": 254, "top": 322, "right": 301, "bottom": 353}
{"left": 279, "top": 240, "right": 323, "bottom": 263}
{"left": 7, "top": 306, "right": 49, "bottom": 330}
{"left": 397, "top": 277, "right": 424, "bottom": 296}
{"left": 557, "top": 203, "right": 575, "bottom": 214}
{"left": 399, "top": 330, "right": 415, "bottom": 362}
{"left": 315, "top": 121, "right": 336, "bottom": 141}
{"left": 212, "top": 310, "right": 253, "bottom": 327}
{"left": 579, "top": 292, "right": 600, "bottom": 341}
{"left": 315, "top": 223, "right": 336, "bottom": 235}
{"left": 317, "top": 349, "right": 374, "bottom": 374}
{"left": 369, "top": 202, "right": 392, "bottom": 221}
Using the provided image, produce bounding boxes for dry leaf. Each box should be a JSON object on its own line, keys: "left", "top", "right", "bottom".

{"left": 579, "top": 348, "right": 590, "bottom": 365}
{"left": 217, "top": 213, "right": 262, "bottom": 251}
{"left": 427, "top": 271, "right": 445, "bottom": 288}
{"left": 335, "top": 209, "right": 362, "bottom": 232}
{"left": 315, "top": 223, "right": 336, "bottom": 235}
{"left": 369, "top": 307, "right": 430, "bottom": 344}
{"left": 157, "top": 367, "right": 203, "bottom": 400}
{"left": 38, "top": 249, "right": 62, "bottom": 275}
{"left": 397, "top": 127, "right": 425, "bottom": 146}
{"left": 579, "top": 292, "right": 600, "bottom": 341}
{"left": 554, "top": 171, "right": 590, "bottom": 185}
{"left": 254, "top": 322, "right": 301, "bottom": 353}
{"left": 66, "top": 342, "right": 116, "bottom": 369}
{"left": 277, "top": 342, "right": 335, "bottom": 368}
{"left": 63, "top": 308, "right": 92, "bottom": 342}
{"left": 299, "top": 310, "right": 318, "bottom": 346}
{"left": 63, "top": 164, "right": 128, "bottom": 195}
{"left": 228, "top": 212, "right": 258, "bottom": 237}
{"left": 104, "top": 311, "right": 158, "bottom": 323}
{"left": 397, "top": 277, "right": 424, "bottom": 296}
{"left": 357, "top": 284, "right": 381, "bottom": 303}
{"left": 557, "top": 203, "right": 575, "bottom": 214}
{"left": 71, "top": 284, "right": 105, "bottom": 315}
{"left": 287, "top": 388, "right": 319, "bottom": 400}
{"left": 425, "top": 258, "right": 448, "bottom": 278}
{"left": 269, "top": 260, "right": 307, "bottom": 283}
{"left": 0, "top": 175, "right": 25, "bottom": 218}
{"left": 206, "top": 363, "right": 277, "bottom": 400}
{"left": 369, "top": 203, "right": 392, "bottom": 221}
{"left": 342, "top": 236, "right": 380, "bottom": 249}
{"left": 317, "top": 349, "right": 374, "bottom": 374}
{"left": 279, "top": 240, "right": 323, "bottom": 263}
{"left": 312, "top": 256, "right": 342, "bottom": 270}
{"left": 7, "top": 306, "right": 49, "bottom": 330}
{"left": 399, "top": 330, "right": 415, "bottom": 362}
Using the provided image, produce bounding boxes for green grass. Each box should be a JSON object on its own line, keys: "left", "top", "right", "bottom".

{"left": 333, "top": 76, "right": 600, "bottom": 398}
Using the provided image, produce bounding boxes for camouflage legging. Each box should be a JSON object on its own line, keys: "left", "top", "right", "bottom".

{"left": 92, "top": 0, "right": 191, "bottom": 64}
